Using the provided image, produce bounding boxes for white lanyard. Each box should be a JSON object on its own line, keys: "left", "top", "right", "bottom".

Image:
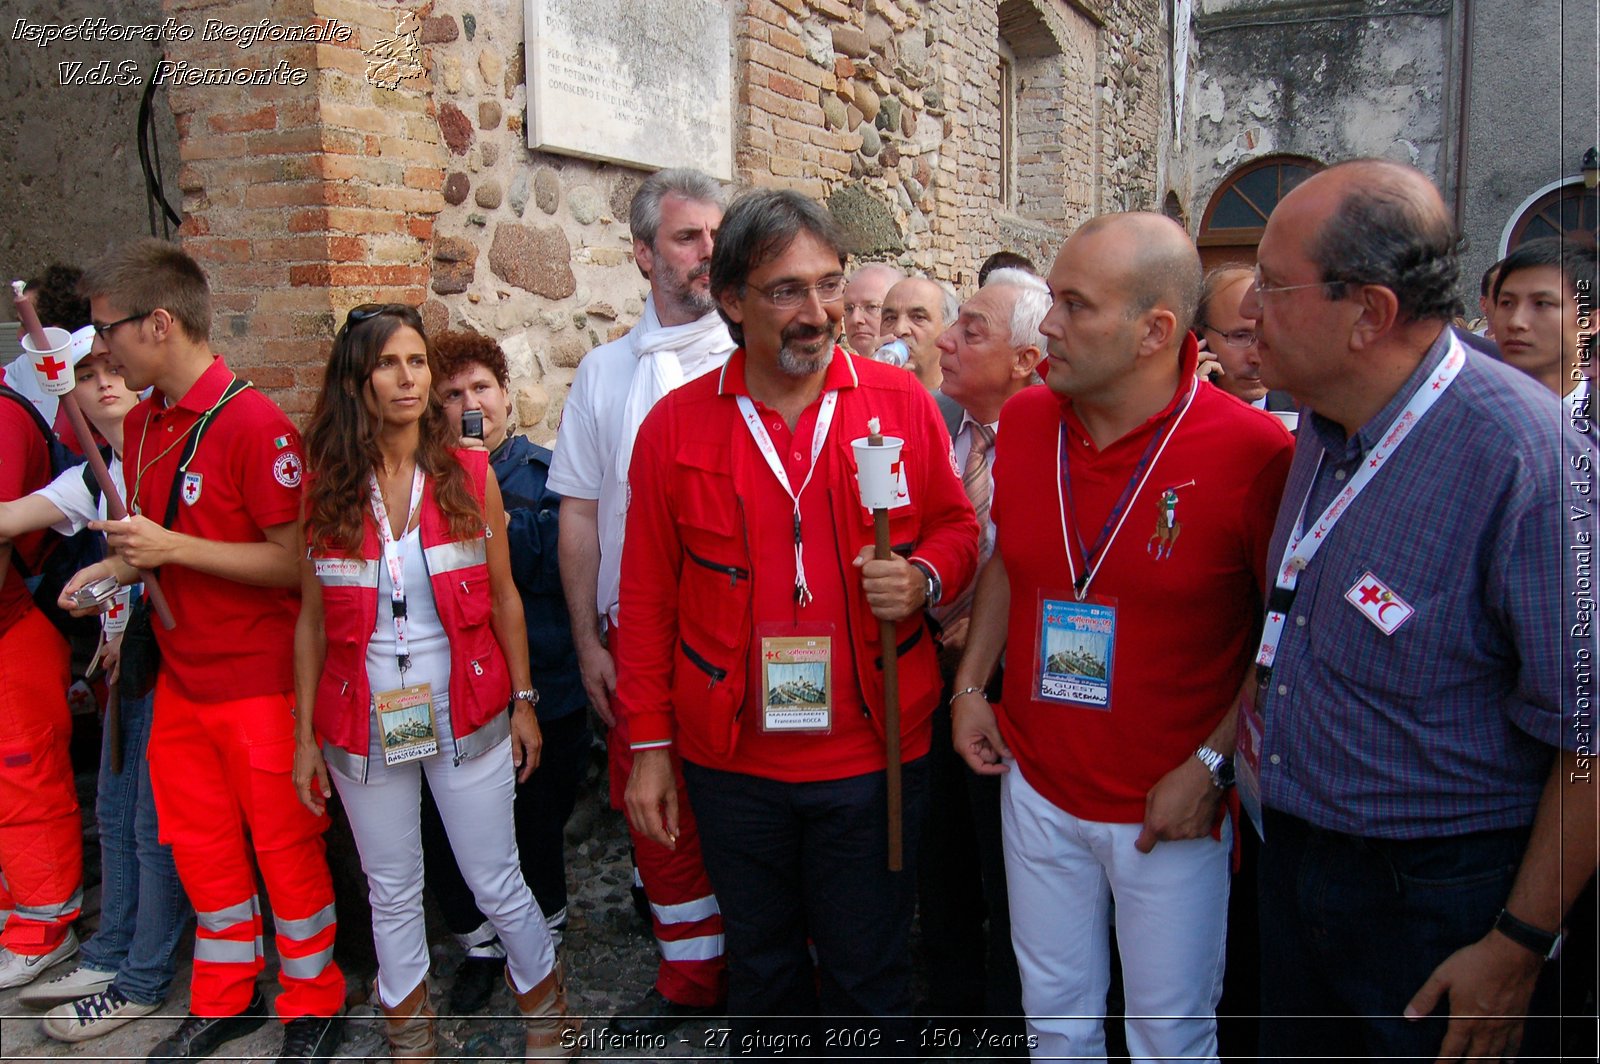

{"left": 1255, "top": 342, "right": 1464, "bottom": 671}
{"left": 1056, "top": 380, "right": 1197, "bottom": 601}
{"left": 368, "top": 467, "right": 426, "bottom": 679}
{"left": 736, "top": 390, "right": 839, "bottom": 607}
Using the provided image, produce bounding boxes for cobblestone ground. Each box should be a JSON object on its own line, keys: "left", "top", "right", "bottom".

{"left": 0, "top": 749, "right": 1001, "bottom": 1063}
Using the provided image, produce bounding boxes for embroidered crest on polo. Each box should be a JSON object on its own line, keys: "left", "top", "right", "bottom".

{"left": 1344, "top": 571, "right": 1415, "bottom": 635}
{"left": 273, "top": 450, "right": 303, "bottom": 488}
{"left": 273, "top": 434, "right": 291, "bottom": 449}
{"left": 181, "top": 471, "right": 203, "bottom": 506}
{"left": 1147, "top": 479, "right": 1196, "bottom": 560}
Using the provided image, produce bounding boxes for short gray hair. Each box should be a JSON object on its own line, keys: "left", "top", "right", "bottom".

{"left": 629, "top": 168, "right": 725, "bottom": 247}
{"left": 984, "top": 267, "right": 1051, "bottom": 350}
{"left": 935, "top": 279, "right": 960, "bottom": 328}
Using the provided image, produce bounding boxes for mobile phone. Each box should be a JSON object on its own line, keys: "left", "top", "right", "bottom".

{"left": 69, "top": 574, "right": 121, "bottom": 609}
{"left": 462, "top": 409, "right": 484, "bottom": 439}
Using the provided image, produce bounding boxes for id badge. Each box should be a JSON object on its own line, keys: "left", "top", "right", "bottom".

{"left": 375, "top": 682, "right": 439, "bottom": 766}
{"left": 758, "top": 624, "right": 833, "bottom": 734}
{"left": 1035, "top": 593, "right": 1115, "bottom": 710}
{"left": 1234, "top": 683, "right": 1266, "bottom": 841}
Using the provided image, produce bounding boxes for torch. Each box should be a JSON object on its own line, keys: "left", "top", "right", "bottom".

{"left": 852, "top": 416, "right": 905, "bottom": 870}
{"left": 13, "top": 282, "right": 175, "bottom": 630}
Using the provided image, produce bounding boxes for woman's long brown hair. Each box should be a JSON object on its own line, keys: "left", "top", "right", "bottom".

{"left": 303, "top": 305, "right": 484, "bottom": 557}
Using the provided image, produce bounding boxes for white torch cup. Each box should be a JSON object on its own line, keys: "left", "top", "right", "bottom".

{"left": 851, "top": 435, "right": 905, "bottom": 510}
{"left": 21, "top": 326, "right": 76, "bottom": 397}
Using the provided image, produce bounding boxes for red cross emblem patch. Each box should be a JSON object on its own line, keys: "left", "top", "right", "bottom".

{"left": 1343, "top": 571, "right": 1414, "bottom": 635}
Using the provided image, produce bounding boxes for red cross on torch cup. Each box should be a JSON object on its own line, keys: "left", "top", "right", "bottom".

{"left": 11, "top": 281, "right": 174, "bottom": 630}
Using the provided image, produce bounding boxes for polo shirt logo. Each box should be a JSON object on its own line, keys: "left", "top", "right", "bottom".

{"left": 273, "top": 451, "right": 304, "bottom": 488}
{"left": 181, "top": 472, "right": 203, "bottom": 506}
{"left": 1147, "top": 479, "right": 1196, "bottom": 560}
{"left": 1344, "top": 571, "right": 1415, "bottom": 635}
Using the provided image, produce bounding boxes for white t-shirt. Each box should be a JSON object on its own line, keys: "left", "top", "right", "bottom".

{"left": 36, "top": 454, "right": 125, "bottom": 535}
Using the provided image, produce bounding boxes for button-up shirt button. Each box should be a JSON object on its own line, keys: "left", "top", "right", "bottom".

{"left": 791, "top": 451, "right": 803, "bottom": 462}
{"left": 1277, "top": 683, "right": 1288, "bottom": 695}
{"left": 1269, "top": 754, "right": 1282, "bottom": 765}
{"left": 1334, "top": 469, "right": 1347, "bottom": 481}
{"left": 1295, "top": 615, "right": 1307, "bottom": 627}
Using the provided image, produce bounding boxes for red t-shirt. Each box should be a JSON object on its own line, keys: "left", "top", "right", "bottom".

{"left": 0, "top": 400, "right": 51, "bottom": 634}
{"left": 120, "top": 357, "right": 304, "bottom": 701}
{"left": 991, "top": 350, "right": 1293, "bottom": 822}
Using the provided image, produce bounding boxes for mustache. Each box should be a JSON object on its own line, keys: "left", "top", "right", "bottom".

{"left": 688, "top": 263, "right": 710, "bottom": 282}
{"left": 782, "top": 322, "right": 832, "bottom": 345}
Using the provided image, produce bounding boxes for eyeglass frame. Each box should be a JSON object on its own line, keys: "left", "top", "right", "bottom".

{"left": 1252, "top": 264, "right": 1348, "bottom": 300}
{"left": 1197, "top": 324, "right": 1259, "bottom": 349}
{"left": 743, "top": 274, "right": 847, "bottom": 310}
{"left": 91, "top": 312, "right": 152, "bottom": 339}
{"left": 843, "top": 300, "right": 885, "bottom": 317}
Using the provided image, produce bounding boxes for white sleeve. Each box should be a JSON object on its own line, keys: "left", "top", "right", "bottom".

{"left": 546, "top": 355, "right": 605, "bottom": 500}
{"left": 33, "top": 463, "right": 99, "bottom": 536}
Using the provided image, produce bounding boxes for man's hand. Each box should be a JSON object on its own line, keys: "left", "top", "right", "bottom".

{"left": 57, "top": 560, "right": 127, "bottom": 617}
{"left": 1135, "top": 755, "right": 1222, "bottom": 853}
{"left": 1405, "top": 931, "right": 1544, "bottom": 1063}
{"left": 852, "top": 546, "right": 925, "bottom": 621}
{"left": 293, "top": 739, "right": 332, "bottom": 817}
{"left": 1195, "top": 336, "right": 1223, "bottom": 383}
{"left": 578, "top": 642, "right": 619, "bottom": 726}
{"left": 510, "top": 704, "right": 543, "bottom": 783}
{"left": 951, "top": 690, "right": 1012, "bottom": 776}
{"left": 624, "top": 747, "right": 679, "bottom": 850}
{"left": 91, "top": 514, "right": 183, "bottom": 571}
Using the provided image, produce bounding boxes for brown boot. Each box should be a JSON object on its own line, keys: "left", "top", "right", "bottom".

{"left": 508, "top": 962, "right": 581, "bottom": 1060}
{"left": 381, "top": 979, "right": 436, "bottom": 1060}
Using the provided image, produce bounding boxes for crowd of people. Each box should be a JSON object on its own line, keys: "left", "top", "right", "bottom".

{"left": 0, "top": 157, "right": 1593, "bottom": 1064}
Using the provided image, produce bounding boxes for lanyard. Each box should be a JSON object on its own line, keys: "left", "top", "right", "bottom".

{"left": 1254, "top": 342, "right": 1465, "bottom": 673}
{"left": 1057, "top": 380, "right": 1196, "bottom": 601}
{"left": 735, "top": 391, "right": 839, "bottom": 607}
{"left": 368, "top": 467, "right": 426, "bottom": 679}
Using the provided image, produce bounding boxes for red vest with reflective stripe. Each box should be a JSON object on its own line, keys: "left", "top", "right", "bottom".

{"left": 310, "top": 451, "right": 510, "bottom": 757}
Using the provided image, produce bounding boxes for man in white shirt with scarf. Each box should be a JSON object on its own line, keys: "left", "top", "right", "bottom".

{"left": 548, "top": 168, "right": 732, "bottom": 1035}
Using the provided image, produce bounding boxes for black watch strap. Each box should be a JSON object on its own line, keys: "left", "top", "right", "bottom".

{"left": 1493, "top": 908, "right": 1563, "bottom": 961}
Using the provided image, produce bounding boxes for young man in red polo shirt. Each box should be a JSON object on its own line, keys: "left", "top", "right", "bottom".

{"left": 952, "top": 213, "right": 1293, "bottom": 1061}
{"left": 63, "top": 241, "right": 344, "bottom": 1063}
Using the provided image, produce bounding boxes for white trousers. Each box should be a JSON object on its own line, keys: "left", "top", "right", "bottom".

{"left": 1001, "top": 762, "right": 1229, "bottom": 1063}
{"left": 333, "top": 736, "right": 556, "bottom": 1007}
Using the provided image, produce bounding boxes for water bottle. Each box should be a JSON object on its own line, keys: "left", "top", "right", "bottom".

{"left": 874, "top": 338, "right": 910, "bottom": 368}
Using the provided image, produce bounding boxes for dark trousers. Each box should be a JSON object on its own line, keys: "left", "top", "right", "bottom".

{"left": 421, "top": 710, "right": 592, "bottom": 934}
{"left": 1257, "top": 808, "right": 1560, "bottom": 1062}
{"left": 683, "top": 757, "right": 929, "bottom": 1058}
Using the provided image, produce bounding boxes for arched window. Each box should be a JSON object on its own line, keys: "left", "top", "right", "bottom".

{"left": 1198, "top": 155, "right": 1323, "bottom": 267}
{"left": 1503, "top": 180, "right": 1599, "bottom": 252}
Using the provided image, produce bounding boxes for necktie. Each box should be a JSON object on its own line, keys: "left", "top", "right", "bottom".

{"left": 964, "top": 422, "right": 995, "bottom": 559}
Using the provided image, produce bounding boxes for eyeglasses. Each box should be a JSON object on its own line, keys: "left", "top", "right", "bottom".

{"left": 91, "top": 312, "right": 151, "bottom": 339}
{"left": 1201, "top": 325, "right": 1257, "bottom": 349}
{"left": 843, "top": 301, "right": 884, "bottom": 317}
{"left": 746, "top": 275, "right": 847, "bottom": 310}
{"left": 1252, "top": 265, "right": 1342, "bottom": 300}
{"left": 343, "top": 303, "right": 414, "bottom": 328}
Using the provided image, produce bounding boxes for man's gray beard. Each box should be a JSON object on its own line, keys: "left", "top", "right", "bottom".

{"left": 777, "top": 340, "right": 834, "bottom": 377}
{"left": 667, "top": 286, "right": 716, "bottom": 319}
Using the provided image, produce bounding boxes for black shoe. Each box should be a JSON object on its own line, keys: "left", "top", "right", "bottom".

{"left": 448, "top": 955, "right": 503, "bottom": 1015}
{"left": 278, "top": 1011, "right": 345, "bottom": 1063}
{"left": 609, "top": 987, "right": 719, "bottom": 1038}
{"left": 146, "top": 991, "right": 268, "bottom": 1061}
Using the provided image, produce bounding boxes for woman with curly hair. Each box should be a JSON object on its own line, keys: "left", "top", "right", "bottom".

{"left": 291, "top": 304, "right": 577, "bottom": 1059}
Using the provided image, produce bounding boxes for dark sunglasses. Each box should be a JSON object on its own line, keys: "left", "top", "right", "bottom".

{"left": 342, "top": 303, "right": 415, "bottom": 329}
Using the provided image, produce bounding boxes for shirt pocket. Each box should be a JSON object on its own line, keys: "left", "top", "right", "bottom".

{"left": 1307, "top": 566, "right": 1443, "bottom": 705}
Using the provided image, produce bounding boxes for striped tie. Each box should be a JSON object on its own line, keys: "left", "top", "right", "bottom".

{"left": 933, "top": 422, "right": 996, "bottom": 629}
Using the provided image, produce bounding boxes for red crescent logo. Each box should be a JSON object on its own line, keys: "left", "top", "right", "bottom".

{"left": 1376, "top": 602, "right": 1402, "bottom": 622}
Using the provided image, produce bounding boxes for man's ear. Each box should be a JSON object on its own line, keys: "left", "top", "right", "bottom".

{"left": 634, "top": 238, "right": 655, "bottom": 282}
{"left": 147, "top": 308, "right": 175, "bottom": 342}
{"left": 1136, "top": 307, "right": 1178, "bottom": 359}
{"left": 1012, "top": 344, "right": 1041, "bottom": 381}
{"left": 717, "top": 285, "right": 745, "bottom": 328}
{"left": 1348, "top": 284, "right": 1401, "bottom": 350}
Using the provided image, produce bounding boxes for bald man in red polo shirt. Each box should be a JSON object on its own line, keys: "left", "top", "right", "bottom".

{"left": 952, "top": 213, "right": 1292, "bottom": 1062}
{"left": 63, "top": 241, "right": 344, "bottom": 1064}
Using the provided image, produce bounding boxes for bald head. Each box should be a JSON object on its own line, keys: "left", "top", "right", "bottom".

{"left": 1287, "top": 160, "right": 1461, "bottom": 323}
{"left": 1076, "top": 212, "right": 1203, "bottom": 333}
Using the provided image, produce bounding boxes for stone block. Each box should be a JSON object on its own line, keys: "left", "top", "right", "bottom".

{"left": 854, "top": 83, "right": 880, "bottom": 123}
{"left": 481, "top": 143, "right": 500, "bottom": 167}
{"left": 549, "top": 336, "right": 589, "bottom": 369}
{"left": 609, "top": 173, "right": 642, "bottom": 221}
{"left": 438, "top": 104, "right": 474, "bottom": 155}
{"left": 568, "top": 185, "right": 604, "bottom": 226}
{"left": 832, "top": 25, "right": 870, "bottom": 58}
{"left": 479, "top": 49, "right": 504, "bottom": 87}
{"left": 827, "top": 183, "right": 904, "bottom": 255}
{"left": 857, "top": 122, "right": 882, "bottom": 157}
{"left": 441, "top": 56, "right": 463, "bottom": 94}
{"left": 475, "top": 180, "right": 503, "bottom": 209}
{"left": 800, "top": 22, "right": 833, "bottom": 67}
{"left": 878, "top": 96, "right": 900, "bottom": 132}
{"left": 489, "top": 223, "right": 576, "bottom": 299}
{"left": 515, "top": 382, "right": 551, "bottom": 428}
{"left": 534, "top": 167, "right": 561, "bottom": 214}
{"left": 480, "top": 101, "right": 502, "bottom": 129}
{"left": 510, "top": 172, "right": 532, "bottom": 214}
{"left": 822, "top": 95, "right": 848, "bottom": 130}
{"left": 443, "top": 172, "right": 470, "bottom": 205}
{"left": 420, "top": 16, "right": 458, "bottom": 44}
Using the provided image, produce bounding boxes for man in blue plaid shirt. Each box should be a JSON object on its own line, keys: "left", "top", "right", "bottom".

{"left": 1239, "top": 159, "right": 1596, "bottom": 1063}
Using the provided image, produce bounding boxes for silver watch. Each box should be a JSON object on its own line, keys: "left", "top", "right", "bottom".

{"left": 1194, "top": 744, "right": 1234, "bottom": 789}
{"left": 512, "top": 688, "right": 540, "bottom": 707}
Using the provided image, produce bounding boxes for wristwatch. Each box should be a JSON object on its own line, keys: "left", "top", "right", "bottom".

{"left": 910, "top": 561, "right": 940, "bottom": 608}
{"left": 1194, "top": 745, "right": 1234, "bottom": 789}
{"left": 512, "top": 688, "right": 540, "bottom": 708}
{"left": 1494, "top": 908, "right": 1564, "bottom": 961}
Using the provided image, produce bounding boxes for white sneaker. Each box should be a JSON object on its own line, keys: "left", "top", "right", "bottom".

{"left": 16, "top": 961, "right": 115, "bottom": 1009}
{"left": 42, "top": 984, "right": 159, "bottom": 1042}
{"left": 0, "top": 929, "right": 79, "bottom": 990}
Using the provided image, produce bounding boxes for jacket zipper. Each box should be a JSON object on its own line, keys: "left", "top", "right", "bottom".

{"left": 684, "top": 545, "right": 750, "bottom": 586}
{"left": 680, "top": 639, "right": 728, "bottom": 689}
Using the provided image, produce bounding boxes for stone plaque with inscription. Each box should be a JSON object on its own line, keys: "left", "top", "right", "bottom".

{"left": 526, "top": 0, "right": 733, "bottom": 180}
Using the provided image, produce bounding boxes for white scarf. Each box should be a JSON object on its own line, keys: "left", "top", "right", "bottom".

{"left": 614, "top": 294, "right": 736, "bottom": 487}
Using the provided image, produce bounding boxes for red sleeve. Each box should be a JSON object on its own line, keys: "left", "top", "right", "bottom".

{"left": 905, "top": 385, "right": 979, "bottom": 605}
{"left": 615, "top": 401, "right": 684, "bottom": 748}
{"left": 239, "top": 403, "right": 304, "bottom": 531}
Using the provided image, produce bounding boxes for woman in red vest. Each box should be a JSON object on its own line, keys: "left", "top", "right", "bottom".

{"left": 291, "top": 304, "right": 578, "bottom": 1060}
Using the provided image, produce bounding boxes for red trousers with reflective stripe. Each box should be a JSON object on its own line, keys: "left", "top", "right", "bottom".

{"left": 0, "top": 608, "right": 80, "bottom": 955}
{"left": 608, "top": 624, "right": 726, "bottom": 1007}
{"left": 148, "top": 676, "right": 343, "bottom": 1018}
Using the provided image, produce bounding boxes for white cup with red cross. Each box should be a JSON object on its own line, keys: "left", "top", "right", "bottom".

{"left": 852, "top": 434, "right": 906, "bottom": 510}
{"left": 101, "top": 587, "right": 133, "bottom": 636}
{"left": 21, "top": 325, "right": 76, "bottom": 397}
